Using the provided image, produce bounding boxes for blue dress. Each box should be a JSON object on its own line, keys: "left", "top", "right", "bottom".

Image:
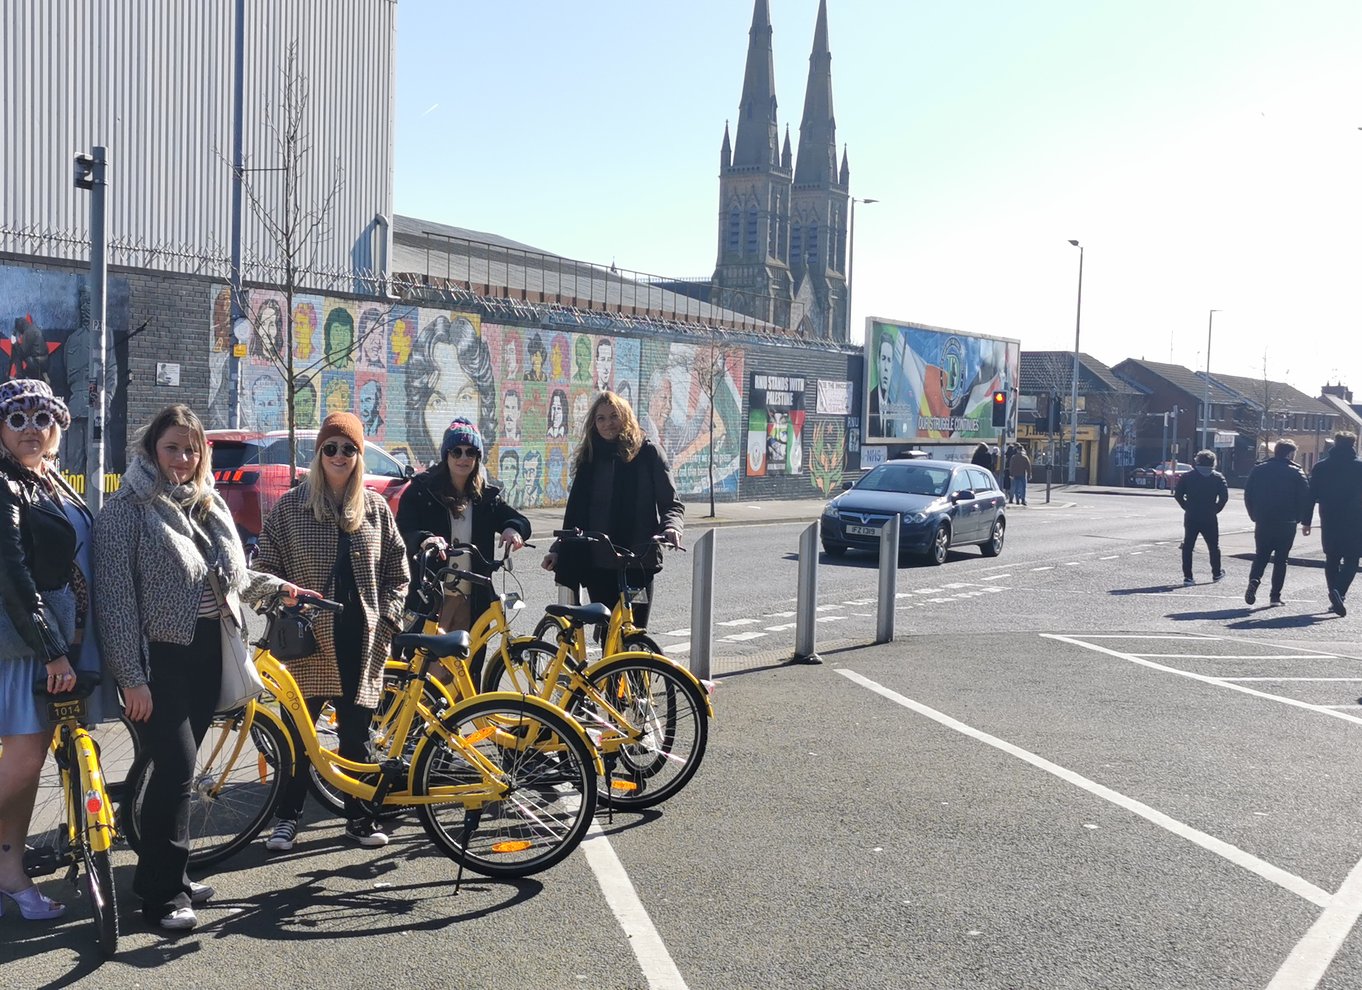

{"left": 0, "top": 486, "right": 95, "bottom": 735}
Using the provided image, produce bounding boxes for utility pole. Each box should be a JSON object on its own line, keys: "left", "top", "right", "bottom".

{"left": 227, "top": 0, "right": 246, "bottom": 427}
{"left": 73, "top": 147, "right": 108, "bottom": 513}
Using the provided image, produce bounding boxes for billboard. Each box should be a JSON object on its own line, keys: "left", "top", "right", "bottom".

{"left": 864, "top": 317, "right": 1020, "bottom": 443}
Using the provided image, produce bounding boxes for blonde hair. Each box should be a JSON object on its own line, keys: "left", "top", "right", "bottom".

{"left": 304, "top": 444, "right": 366, "bottom": 532}
{"left": 572, "top": 391, "right": 643, "bottom": 474}
{"left": 135, "top": 404, "right": 215, "bottom": 516}
{"left": 0, "top": 421, "right": 62, "bottom": 474}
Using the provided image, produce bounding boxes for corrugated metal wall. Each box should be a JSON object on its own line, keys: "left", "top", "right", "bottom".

{"left": 0, "top": 0, "right": 394, "bottom": 285}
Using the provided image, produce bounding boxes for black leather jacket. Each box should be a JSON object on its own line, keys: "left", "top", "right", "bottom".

{"left": 0, "top": 457, "right": 77, "bottom": 661}
{"left": 1244, "top": 457, "right": 1311, "bottom": 525}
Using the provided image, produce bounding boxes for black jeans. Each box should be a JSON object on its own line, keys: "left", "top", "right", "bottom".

{"left": 581, "top": 567, "right": 655, "bottom": 630}
{"left": 1182, "top": 516, "right": 1221, "bottom": 579}
{"left": 1249, "top": 521, "right": 1298, "bottom": 597}
{"left": 135, "top": 619, "right": 223, "bottom": 918}
{"left": 1323, "top": 547, "right": 1361, "bottom": 602}
{"left": 275, "top": 600, "right": 373, "bottom": 822}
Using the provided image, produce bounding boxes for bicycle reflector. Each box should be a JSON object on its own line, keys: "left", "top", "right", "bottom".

{"left": 491, "top": 840, "right": 534, "bottom": 854}
{"left": 991, "top": 391, "right": 1008, "bottom": 427}
{"left": 85, "top": 790, "right": 103, "bottom": 815}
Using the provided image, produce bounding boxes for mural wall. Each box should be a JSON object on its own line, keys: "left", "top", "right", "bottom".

{"left": 0, "top": 262, "right": 132, "bottom": 472}
{"left": 211, "top": 290, "right": 750, "bottom": 505}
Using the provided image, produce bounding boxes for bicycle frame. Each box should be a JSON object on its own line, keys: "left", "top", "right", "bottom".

{"left": 47, "top": 703, "right": 116, "bottom": 856}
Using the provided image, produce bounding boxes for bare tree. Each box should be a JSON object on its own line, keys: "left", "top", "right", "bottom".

{"left": 236, "top": 42, "right": 346, "bottom": 473}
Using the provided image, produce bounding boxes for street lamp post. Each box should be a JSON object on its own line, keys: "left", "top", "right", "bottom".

{"left": 1200, "top": 309, "right": 1220, "bottom": 453}
{"left": 1067, "top": 240, "right": 1083, "bottom": 483}
{"left": 846, "top": 196, "right": 878, "bottom": 341}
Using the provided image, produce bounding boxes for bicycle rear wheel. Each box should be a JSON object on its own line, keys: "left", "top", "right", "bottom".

{"left": 75, "top": 773, "right": 119, "bottom": 956}
{"left": 482, "top": 638, "right": 562, "bottom": 699}
{"left": 122, "top": 706, "right": 291, "bottom": 868}
{"left": 413, "top": 697, "right": 597, "bottom": 878}
{"left": 569, "top": 655, "right": 709, "bottom": 810}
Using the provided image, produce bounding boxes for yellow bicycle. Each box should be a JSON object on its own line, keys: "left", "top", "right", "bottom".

{"left": 26, "top": 673, "right": 120, "bottom": 956}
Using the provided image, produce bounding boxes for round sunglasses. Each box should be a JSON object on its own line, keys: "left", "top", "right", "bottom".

{"left": 321, "top": 441, "right": 360, "bottom": 458}
{"left": 4, "top": 409, "right": 56, "bottom": 433}
{"left": 446, "top": 445, "right": 479, "bottom": 459}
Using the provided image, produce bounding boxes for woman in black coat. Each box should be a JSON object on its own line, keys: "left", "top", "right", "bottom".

{"left": 542, "top": 391, "right": 683, "bottom": 628}
{"left": 395, "top": 417, "right": 530, "bottom": 629}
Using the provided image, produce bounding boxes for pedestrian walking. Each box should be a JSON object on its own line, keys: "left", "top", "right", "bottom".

{"left": 1001, "top": 444, "right": 1014, "bottom": 502}
{"left": 255, "top": 412, "right": 410, "bottom": 853}
{"left": 1008, "top": 445, "right": 1032, "bottom": 506}
{"left": 1173, "top": 449, "right": 1229, "bottom": 586}
{"left": 970, "top": 442, "right": 993, "bottom": 470}
{"left": 1242, "top": 439, "right": 1311, "bottom": 606}
{"left": 94, "top": 403, "right": 310, "bottom": 931}
{"left": 1306, "top": 431, "right": 1362, "bottom": 616}
{"left": 542, "top": 390, "right": 683, "bottom": 629}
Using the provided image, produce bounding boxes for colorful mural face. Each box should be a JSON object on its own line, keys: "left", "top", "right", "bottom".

{"left": 213, "top": 292, "right": 831, "bottom": 503}
{"left": 866, "top": 320, "right": 1021, "bottom": 442}
{"left": 1, "top": 263, "right": 131, "bottom": 472}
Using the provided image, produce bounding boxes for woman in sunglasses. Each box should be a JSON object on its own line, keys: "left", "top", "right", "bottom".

{"left": 93, "top": 403, "right": 311, "bottom": 931}
{"left": 0, "top": 380, "right": 90, "bottom": 922}
{"left": 395, "top": 417, "right": 529, "bottom": 634}
{"left": 254, "top": 412, "right": 409, "bottom": 853}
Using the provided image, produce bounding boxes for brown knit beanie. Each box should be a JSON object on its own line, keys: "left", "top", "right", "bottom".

{"left": 317, "top": 411, "right": 364, "bottom": 453}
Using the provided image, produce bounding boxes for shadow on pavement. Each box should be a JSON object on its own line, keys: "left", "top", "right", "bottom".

{"left": 1110, "top": 584, "right": 1183, "bottom": 595}
{"left": 1165, "top": 608, "right": 1255, "bottom": 621}
{"left": 1225, "top": 612, "right": 1338, "bottom": 630}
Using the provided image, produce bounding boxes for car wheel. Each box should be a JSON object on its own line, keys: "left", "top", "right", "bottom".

{"left": 822, "top": 543, "right": 847, "bottom": 557}
{"left": 924, "top": 524, "right": 950, "bottom": 565}
{"left": 981, "top": 516, "right": 1005, "bottom": 557}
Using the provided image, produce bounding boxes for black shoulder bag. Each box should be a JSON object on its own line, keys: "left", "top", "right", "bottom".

{"left": 263, "top": 531, "right": 343, "bottom": 661}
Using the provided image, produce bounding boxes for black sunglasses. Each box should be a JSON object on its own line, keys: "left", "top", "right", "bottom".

{"left": 5, "top": 409, "right": 55, "bottom": 432}
{"left": 446, "top": 445, "right": 479, "bottom": 459}
{"left": 321, "top": 441, "right": 359, "bottom": 458}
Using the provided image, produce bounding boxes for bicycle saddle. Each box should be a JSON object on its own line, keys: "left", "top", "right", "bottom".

{"left": 390, "top": 629, "right": 471, "bottom": 658}
{"left": 544, "top": 602, "right": 612, "bottom": 627}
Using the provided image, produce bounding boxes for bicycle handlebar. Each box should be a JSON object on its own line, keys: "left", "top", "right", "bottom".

{"left": 551, "top": 528, "right": 685, "bottom": 558}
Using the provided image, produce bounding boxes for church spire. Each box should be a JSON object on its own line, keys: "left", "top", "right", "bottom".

{"left": 721, "top": 121, "right": 732, "bottom": 170}
{"left": 781, "top": 126, "right": 792, "bottom": 170}
{"left": 793, "top": 0, "right": 837, "bottom": 187}
{"left": 732, "top": 0, "right": 780, "bottom": 168}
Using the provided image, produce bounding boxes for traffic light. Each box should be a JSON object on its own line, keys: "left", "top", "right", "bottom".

{"left": 991, "top": 390, "right": 1008, "bottom": 427}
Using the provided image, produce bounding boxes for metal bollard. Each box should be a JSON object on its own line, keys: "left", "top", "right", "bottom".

{"left": 792, "top": 522, "right": 823, "bottom": 664}
{"left": 876, "top": 515, "right": 900, "bottom": 643}
{"left": 689, "top": 529, "right": 715, "bottom": 680}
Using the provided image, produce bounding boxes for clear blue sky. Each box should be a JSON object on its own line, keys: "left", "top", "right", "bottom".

{"left": 394, "top": 1, "right": 1362, "bottom": 398}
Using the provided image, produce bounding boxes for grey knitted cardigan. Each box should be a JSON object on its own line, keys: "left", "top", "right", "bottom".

{"left": 93, "top": 456, "right": 283, "bottom": 689}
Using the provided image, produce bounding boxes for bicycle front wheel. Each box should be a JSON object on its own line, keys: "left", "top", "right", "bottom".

{"left": 413, "top": 697, "right": 597, "bottom": 878}
{"left": 123, "top": 706, "right": 291, "bottom": 868}
{"left": 571, "top": 655, "right": 709, "bottom": 810}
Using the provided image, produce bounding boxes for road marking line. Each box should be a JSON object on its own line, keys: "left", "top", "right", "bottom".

{"left": 716, "top": 618, "right": 758, "bottom": 627}
{"left": 1133, "top": 655, "right": 1337, "bottom": 661}
{"left": 583, "top": 824, "right": 690, "bottom": 990}
{"left": 1031, "top": 566, "right": 1053, "bottom": 571}
{"left": 838, "top": 668, "right": 1330, "bottom": 908}
{"left": 768, "top": 610, "right": 796, "bottom": 618}
{"left": 722, "top": 631, "right": 767, "bottom": 642}
{"left": 1045, "top": 635, "right": 1362, "bottom": 728}
{"left": 1321, "top": 705, "right": 1362, "bottom": 710}
{"left": 1224, "top": 678, "right": 1362, "bottom": 682}
{"left": 1085, "top": 634, "right": 1223, "bottom": 640}
{"left": 1266, "top": 854, "right": 1362, "bottom": 989}
{"left": 765, "top": 622, "right": 796, "bottom": 632}
{"left": 1064, "top": 561, "right": 1081, "bottom": 566}
{"left": 1130, "top": 551, "right": 1146, "bottom": 555}
{"left": 916, "top": 587, "right": 942, "bottom": 593}
{"left": 981, "top": 574, "right": 1011, "bottom": 581}
{"left": 815, "top": 615, "right": 846, "bottom": 623}
{"left": 665, "top": 643, "right": 691, "bottom": 655}
{"left": 815, "top": 604, "right": 845, "bottom": 612}
{"left": 1100, "top": 555, "right": 1120, "bottom": 560}
{"left": 661, "top": 628, "right": 689, "bottom": 637}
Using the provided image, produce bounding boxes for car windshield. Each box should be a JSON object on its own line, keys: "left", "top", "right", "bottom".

{"left": 260, "top": 438, "right": 316, "bottom": 467}
{"left": 209, "top": 440, "right": 264, "bottom": 470}
{"left": 857, "top": 464, "right": 950, "bottom": 497}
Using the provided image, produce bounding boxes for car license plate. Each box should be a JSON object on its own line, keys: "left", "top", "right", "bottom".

{"left": 846, "top": 524, "right": 881, "bottom": 536}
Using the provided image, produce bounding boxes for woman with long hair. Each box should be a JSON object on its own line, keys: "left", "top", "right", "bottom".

{"left": 396, "top": 417, "right": 529, "bottom": 634}
{"left": 94, "top": 403, "right": 311, "bottom": 931}
{"left": 542, "top": 391, "right": 683, "bottom": 628}
{"left": 0, "top": 381, "right": 89, "bottom": 922}
{"left": 255, "top": 413, "right": 409, "bottom": 853}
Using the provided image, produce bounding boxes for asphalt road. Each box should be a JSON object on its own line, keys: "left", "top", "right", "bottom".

{"left": 9, "top": 488, "right": 1362, "bottom": 989}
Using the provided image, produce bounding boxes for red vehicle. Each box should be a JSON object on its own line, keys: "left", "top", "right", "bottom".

{"left": 206, "top": 430, "right": 413, "bottom": 545}
{"left": 1130, "top": 460, "right": 1193, "bottom": 490}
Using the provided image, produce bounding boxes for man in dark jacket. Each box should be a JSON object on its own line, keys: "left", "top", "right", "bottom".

{"left": 1242, "top": 439, "right": 1311, "bottom": 606}
{"left": 1307, "top": 431, "right": 1362, "bottom": 616}
{"left": 1174, "top": 449, "right": 1229, "bottom": 585}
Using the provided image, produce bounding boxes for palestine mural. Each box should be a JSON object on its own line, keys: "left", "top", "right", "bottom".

{"left": 0, "top": 263, "right": 132, "bottom": 473}
{"left": 212, "top": 290, "right": 748, "bottom": 506}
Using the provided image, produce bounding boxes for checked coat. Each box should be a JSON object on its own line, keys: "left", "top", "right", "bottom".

{"left": 254, "top": 484, "right": 409, "bottom": 707}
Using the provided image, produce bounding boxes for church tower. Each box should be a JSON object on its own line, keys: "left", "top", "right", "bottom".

{"left": 711, "top": 0, "right": 793, "bottom": 328}
{"left": 788, "top": 0, "right": 850, "bottom": 341}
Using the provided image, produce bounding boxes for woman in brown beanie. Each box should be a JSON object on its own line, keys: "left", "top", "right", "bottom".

{"left": 253, "top": 412, "right": 409, "bottom": 851}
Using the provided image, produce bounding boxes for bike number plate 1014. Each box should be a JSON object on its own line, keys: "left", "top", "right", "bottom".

{"left": 47, "top": 697, "right": 87, "bottom": 722}
{"left": 846, "top": 524, "right": 881, "bottom": 536}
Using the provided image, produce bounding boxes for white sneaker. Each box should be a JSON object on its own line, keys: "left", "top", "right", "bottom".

{"left": 265, "top": 819, "right": 297, "bottom": 852}
{"left": 158, "top": 906, "right": 197, "bottom": 931}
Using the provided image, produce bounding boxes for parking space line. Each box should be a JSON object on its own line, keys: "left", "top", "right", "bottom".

{"left": 981, "top": 574, "right": 1011, "bottom": 581}
{"left": 1045, "top": 635, "right": 1362, "bottom": 728}
{"left": 1266, "top": 855, "right": 1362, "bottom": 990}
{"left": 1134, "top": 655, "right": 1338, "bottom": 661}
{"left": 1085, "top": 634, "right": 1222, "bottom": 640}
{"left": 582, "top": 824, "right": 690, "bottom": 990}
{"left": 1225, "top": 678, "right": 1362, "bottom": 682}
{"left": 838, "top": 668, "right": 1331, "bottom": 908}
